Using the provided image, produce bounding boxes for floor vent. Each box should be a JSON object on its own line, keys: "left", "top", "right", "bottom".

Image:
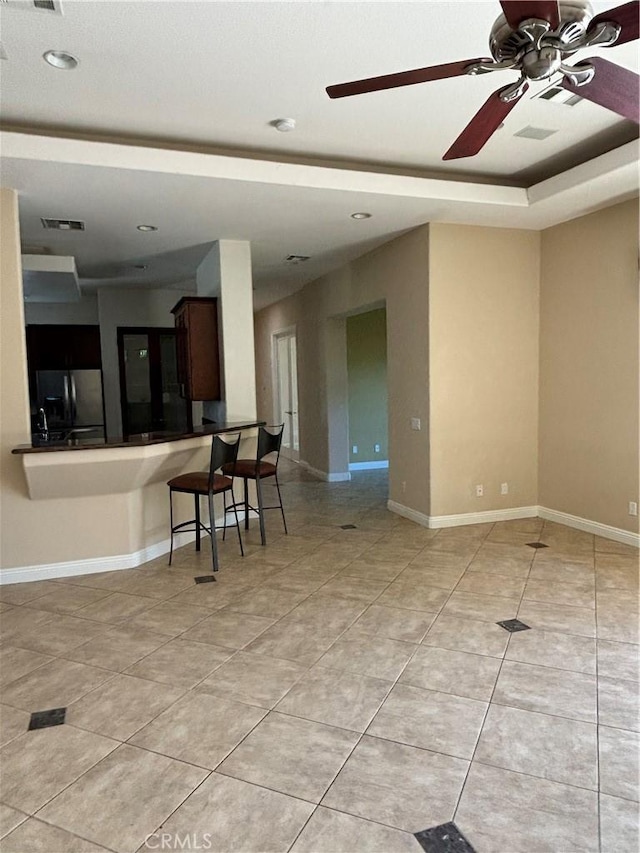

{"left": 41, "top": 218, "right": 85, "bottom": 231}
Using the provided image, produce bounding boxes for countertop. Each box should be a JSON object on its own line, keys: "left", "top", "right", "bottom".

{"left": 12, "top": 420, "right": 265, "bottom": 454}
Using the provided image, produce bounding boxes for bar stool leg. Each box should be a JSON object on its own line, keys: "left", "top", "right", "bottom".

{"left": 256, "top": 476, "right": 267, "bottom": 546}
{"left": 231, "top": 485, "right": 244, "bottom": 557}
{"left": 275, "top": 472, "right": 288, "bottom": 535}
{"left": 244, "top": 477, "right": 250, "bottom": 530}
{"left": 195, "top": 495, "right": 201, "bottom": 552}
{"left": 169, "top": 489, "right": 175, "bottom": 565}
{"left": 207, "top": 492, "right": 219, "bottom": 572}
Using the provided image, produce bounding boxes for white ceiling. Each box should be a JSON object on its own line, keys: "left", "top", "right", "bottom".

{"left": 1, "top": 0, "right": 638, "bottom": 308}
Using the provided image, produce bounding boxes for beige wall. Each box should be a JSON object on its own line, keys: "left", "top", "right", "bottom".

{"left": 347, "top": 308, "right": 388, "bottom": 464}
{"left": 539, "top": 199, "right": 639, "bottom": 532}
{"left": 429, "top": 223, "right": 540, "bottom": 516}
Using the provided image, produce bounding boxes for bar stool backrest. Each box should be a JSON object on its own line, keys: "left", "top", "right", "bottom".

{"left": 256, "top": 424, "right": 285, "bottom": 464}
{"left": 209, "top": 432, "right": 241, "bottom": 491}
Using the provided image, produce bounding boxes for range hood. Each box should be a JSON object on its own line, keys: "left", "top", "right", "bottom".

{"left": 22, "top": 254, "right": 81, "bottom": 303}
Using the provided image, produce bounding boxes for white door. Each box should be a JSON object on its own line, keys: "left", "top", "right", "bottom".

{"left": 274, "top": 330, "right": 299, "bottom": 459}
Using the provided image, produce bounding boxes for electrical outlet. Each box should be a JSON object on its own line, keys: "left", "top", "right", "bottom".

{"left": 402, "top": 481, "right": 406, "bottom": 493}
{"left": 476, "top": 484, "right": 484, "bottom": 498}
{"left": 629, "top": 501, "right": 638, "bottom": 517}
{"left": 501, "top": 482, "right": 509, "bottom": 495}
{"left": 411, "top": 418, "right": 421, "bottom": 431}
{"left": 374, "top": 443, "right": 380, "bottom": 453}
{"left": 352, "top": 445, "right": 358, "bottom": 454}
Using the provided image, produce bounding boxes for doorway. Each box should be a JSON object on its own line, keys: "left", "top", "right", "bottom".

{"left": 117, "top": 327, "right": 192, "bottom": 438}
{"left": 273, "top": 328, "right": 299, "bottom": 460}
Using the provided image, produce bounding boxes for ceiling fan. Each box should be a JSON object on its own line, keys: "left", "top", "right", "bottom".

{"left": 326, "top": 0, "right": 639, "bottom": 160}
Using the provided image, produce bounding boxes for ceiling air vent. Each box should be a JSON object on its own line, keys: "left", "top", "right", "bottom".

{"left": 535, "top": 85, "right": 583, "bottom": 106}
{"left": 514, "top": 126, "right": 558, "bottom": 140}
{"left": 0, "top": 0, "right": 62, "bottom": 12}
{"left": 285, "top": 254, "right": 310, "bottom": 264}
{"left": 41, "top": 218, "right": 85, "bottom": 231}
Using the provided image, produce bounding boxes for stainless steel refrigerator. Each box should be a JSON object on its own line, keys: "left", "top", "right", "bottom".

{"left": 34, "top": 369, "right": 105, "bottom": 438}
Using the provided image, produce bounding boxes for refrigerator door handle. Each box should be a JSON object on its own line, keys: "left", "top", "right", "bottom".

{"left": 63, "top": 374, "right": 71, "bottom": 423}
{"left": 70, "top": 374, "right": 77, "bottom": 424}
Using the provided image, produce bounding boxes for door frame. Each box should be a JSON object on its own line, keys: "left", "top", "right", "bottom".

{"left": 271, "top": 325, "right": 299, "bottom": 460}
{"left": 117, "top": 326, "right": 193, "bottom": 438}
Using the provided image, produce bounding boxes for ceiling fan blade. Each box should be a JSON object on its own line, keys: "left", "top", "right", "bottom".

{"left": 589, "top": 0, "right": 639, "bottom": 46}
{"left": 500, "top": 1, "right": 560, "bottom": 28}
{"left": 562, "top": 57, "right": 639, "bottom": 122}
{"left": 443, "top": 82, "right": 528, "bottom": 160}
{"left": 326, "top": 58, "right": 488, "bottom": 99}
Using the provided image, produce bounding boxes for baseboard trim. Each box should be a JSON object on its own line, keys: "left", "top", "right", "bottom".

{"left": 428, "top": 506, "right": 540, "bottom": 529}
{"left": 387, "top": 500, "right": 431, "bottom": 528}
{"left": 349, "top": 460, "right": 389, "bottom": 471}
{"left": 299, "top": 460, "right": 351, "bottom": 482}
{"left": 538, "top": 506, "right": 640, "bottom": 548}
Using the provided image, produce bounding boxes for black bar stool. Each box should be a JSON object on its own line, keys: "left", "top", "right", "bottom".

{"left": 167, "top": 432, "right": 244, "bottom": 573}
{"left": 224, "top": 424, "right": 288, "bottom": 546}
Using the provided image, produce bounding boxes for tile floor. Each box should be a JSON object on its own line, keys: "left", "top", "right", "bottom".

{"left": 0, "top": 462, "right": 638, "bottom": 852}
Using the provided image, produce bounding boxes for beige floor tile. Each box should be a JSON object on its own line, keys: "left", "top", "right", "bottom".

{"left": 160, "top": 772, "right": 314, "bottom": 853}
{"left": 218, "top": 711, "right": 359, "bottom": 802}
{"left": 422, "top": 615, "right": 508, "bottom": 658}
{"left": 66, "top": 673, "right": 185, "bottom": 740}
{"left": 351, "top": 604, "right": 436, "bottom": 643}
{"left": 1, "top": 658, "right": 114, "bottom": 712}
{"left": 223, "top": 585, "right": 309, "bottom": 618}
{"left": 506, "top": 628, "right": 596, "bottom": 674}
{"left": 455, "top": 762, "right": 598, "bottom": 853}
{"left": 198, "top": 651, "right": 307, "bottom": 708}
{"left": 290, "top": 807, "right": 420, "bottom": 853}
{"left": 493, "top": 660, "right": 597, "bottom": 722}
{"left": 318, "top": 575, "right": 389, "bottom": 603}
{"left": 528, "top": 556, "right": 595, "bottom": 586}
{"left": 0, "top": 704, "right": 30, "bottom": 747}
{"left": 599, "top": 794, "right": 640, "bottom": 853}
{"left": 475, "top": 703, "right": 597, "bottom": 788}
{"left": 596, "top": 563, "right": 639, "bottom": 593}
{"left": 130, "top": 691, "right": 266, "bottom": 768}
{"left": 599, "top": 725, "right": 639, "bottom": 801}
{"left": 0, "top": 646, "right": 54, "bottom": 688}
{"left": 0, "top": 581, "right": 60, "bottom": 606}
{"left": 485, "top": 528, "right": 539, "bottom": 547}
{"left": 0, "top": 804, "right": 27, "bottom": 841}
{"left": 598, "top": 676, "right": 640, "bottom": 731}
{"left": 376, "top": 582, "right": 449, "bottom": 613}
{"left": 38, "top": 744, "right": 207, "bottom": 853}
{"left": 262, "top": 571, "right": 329, "bottom": 594}
{"left": 340, "top": 559, "right": 406, "bottom": 582}
{"left": 24, "top": 585, "right": 112, "bottom": 614}
{"left": 597, "top": 606, "right": 640, "bottom": 644}
{"left": 441, "top": 591, "right": 518, "bottom": 623}
{"left": 0, "top": 725, "right": 118, "bottom": 813}
{"left": 368, "top": 684, "right": 487, "bottom": 759}
{"left": 75, "top": 592, "right": 157, "bottom": 623}
{"left": 181, "top": 610, "right": 275, "bottom": 649}
{"left": 597, "top": 640, "right": 640, "bottom": 682}
{"left": 407, "top": 552, "right": 469, "bottom": 571}
{"left": 524, "top": 578, "right": 595, "bottom": 609}
{"left": 517, "top": 600, "right": 596, "bottom": 637}
{"left": 595, "top": 537, "right": 638, "bottom": 556}
{"left": 492, "top": 518, "right": 544, "bottom": 535}
{"left": 400, "top": 646, "right": 501, "bottom": 701}
{"left": 122, "top": 600, "right": 211, "bottom": 636}
{"left": 169, "top": 582, "right": 248, "bottom": 610}
{"left": 65, "top": 626, "right": 169, "bottom": 671}
{"left": 395, "top": 566, "right": 463, "bottom": 590}
{"left": 281, "top": 593, "right": 367, "bottom": 632}
{"left": 456, "top": 572, "right": 526, "bottom": 600}
{"left": 125, "top": 638, "right": 233, "bottom": 688}
{"left": 276, "top": 665, "right": 390, "bottom": 731}
{"left": 4, "top": 613, "right": 108, "bottom": 656}
{"left": 116, "top": 573, "right": 195, "bottom": 600}
{"left": 0, "top": 818, "right": 111, "bottom": 852}
{"left": 246, "top": 620, "right": 344, "bottom": 666}
{"left": 322, "top": 735, "right": 468, "bottom": 832}
{"left": 317, "top": 635, "right": 415, "bottom": 681}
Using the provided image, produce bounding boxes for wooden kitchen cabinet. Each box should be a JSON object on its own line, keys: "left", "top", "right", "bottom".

{"left": 26, "top": 324, "right": 102, "bottom": 371}
{"left": 171, "top": 297, "right": 220, "bottom": 401}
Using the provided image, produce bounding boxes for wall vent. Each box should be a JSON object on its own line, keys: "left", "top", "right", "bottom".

{"left": 285, "top": 254, "right": 310, "bottom": 264}
{"left": 41, "top": 218, "right": 85, "bottom": 231}
{"left": 514, "top": 125, "right": 558, "bottom": 140}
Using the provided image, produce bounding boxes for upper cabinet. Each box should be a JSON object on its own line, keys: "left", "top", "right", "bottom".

{"left": 26, "top": 324, "right": 102, "bottom": 371}
{"left": 171, "top": 297, "right": 220, "bottom": 401}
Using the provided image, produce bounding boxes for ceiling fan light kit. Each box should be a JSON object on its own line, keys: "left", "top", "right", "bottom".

{"left": 326, "top": 0, "right": 639, "bottom": 160}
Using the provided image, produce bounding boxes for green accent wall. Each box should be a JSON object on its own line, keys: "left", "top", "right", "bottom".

{"left": 346, "top": 308, "right": 388, "bottom": 464}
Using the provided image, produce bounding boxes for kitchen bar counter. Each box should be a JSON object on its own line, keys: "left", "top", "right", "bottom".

{"left": 12, "top": 420, "right": 265, "bottom": 454}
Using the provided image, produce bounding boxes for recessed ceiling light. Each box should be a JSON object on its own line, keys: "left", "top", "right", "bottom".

{"left": 351, "top": 212, "right": 372, "bottom": 220}
{"left": 43, "top": 50, "right": 78, "bottom": 70}
{"left": 136, "top": 225, "right": 158, "bottom": 232}
{"left": 273, "top": 118, "right": 296, "bottom": 132}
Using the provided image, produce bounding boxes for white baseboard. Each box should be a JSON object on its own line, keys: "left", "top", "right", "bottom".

{"left": 0, "top": 509, "right": 259, "bottom": 585}
{"left": 349, "top": 460, "right": 389, "bottom": 471}
{"left": 299, "top": 460, "right": 351, "bottom": 482}
{"left": 428, "top": 506, "right": 540, "bottom": 529}
{"left": 538, "top": 506, "right": 640, "bottom": 548}
{"left": 387, "top": 500, "right": 431, "bottom": 528}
